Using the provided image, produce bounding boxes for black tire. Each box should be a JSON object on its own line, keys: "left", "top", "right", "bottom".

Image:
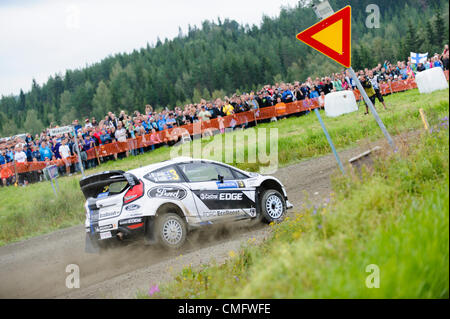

{"left": 154, "top": 213, "right": 187, "bottom": 249}
{"left": 259, "top": 189, "right": 287, "bottom": 224}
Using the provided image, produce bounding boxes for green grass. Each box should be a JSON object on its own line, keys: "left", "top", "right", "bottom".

{"left": 138, "top": 119, "right": 449, "bottom": 299}
{"left": 0, "top": 88, "right": 448, "bottom": 246}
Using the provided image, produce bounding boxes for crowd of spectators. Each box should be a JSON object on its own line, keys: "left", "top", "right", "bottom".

{"left": 1, "top": 45, "right": 449, "bottom": 187}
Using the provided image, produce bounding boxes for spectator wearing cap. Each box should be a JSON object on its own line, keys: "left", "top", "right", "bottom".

{"left": 166, "top": 113, "right": 177, "bottom": 128}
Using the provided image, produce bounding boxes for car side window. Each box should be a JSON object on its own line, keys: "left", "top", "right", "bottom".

{"left": 178, "top": 162, "right": 234, "bottom": 182}
{"left": 231, "top": 169, "right": 250, "bottom": 180}
{"left": 144, "top": 165, "right": 183, "bottom": 183}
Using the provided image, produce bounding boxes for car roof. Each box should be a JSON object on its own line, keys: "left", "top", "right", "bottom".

{"left": 127, "top": 157, "right": 249, "bottom": 179}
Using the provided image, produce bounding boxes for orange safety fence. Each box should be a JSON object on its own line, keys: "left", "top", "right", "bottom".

{"left": 1, "top": 74, "right": 449, "bottom": 175}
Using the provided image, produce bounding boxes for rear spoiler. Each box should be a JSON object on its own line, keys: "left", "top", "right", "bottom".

{"left": 79, "top": 170, "right": 139, "bottom": 199}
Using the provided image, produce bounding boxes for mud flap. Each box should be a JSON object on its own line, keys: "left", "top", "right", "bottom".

{"left": 85, "top": 233, "right": 100, "bottom": 254}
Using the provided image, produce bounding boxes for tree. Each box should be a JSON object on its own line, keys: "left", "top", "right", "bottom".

{"left": 192, "top": 88, "right": 203, "bottom": 103}
{"left": 92, "top": 80, "right": 112, "bottom": 119}
{"left": 59, "top": 90, "right": 77, "bottom": 125}
{"left": 433, "top": 9, "right": 445, "bottom": 49}
{"left": 23, "top": 109, "right": 44, "bottom": 135}
{"left": 403, "top": 20, "right": 419, "bottom": 58}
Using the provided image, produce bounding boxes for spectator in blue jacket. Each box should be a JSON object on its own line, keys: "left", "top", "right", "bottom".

{"left": 309, "top": 86, "right": 319, "bottom": 99}
{"left": 0, "top": 151, "right": 6, "bottom": 165}
{"left": 39, "top": 142, "right": 53, "bottom": 161}
{"left": 281, "top": 86, "right": 294, "bottom": 103}
{"left": 51, "top": 138, "right": 61, "bottom": 159}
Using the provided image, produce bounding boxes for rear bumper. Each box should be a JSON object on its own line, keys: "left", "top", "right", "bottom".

{"left": 85, "top": 219, "right": 145, "bottom": 241}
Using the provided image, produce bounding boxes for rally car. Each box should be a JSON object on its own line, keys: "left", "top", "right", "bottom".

{"left": 81, "top": 157, "right": 293, "bottom": 252}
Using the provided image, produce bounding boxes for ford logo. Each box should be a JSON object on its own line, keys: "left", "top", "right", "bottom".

{"left": 125, "top": 204, "right": 141, "bottom": 211}
{"left": 147, "top": 186, "right": 187, "bottom": 200}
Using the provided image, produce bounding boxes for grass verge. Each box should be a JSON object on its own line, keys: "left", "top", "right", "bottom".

{"left": 139, "top": 117, "right": 449, "bottom": 298}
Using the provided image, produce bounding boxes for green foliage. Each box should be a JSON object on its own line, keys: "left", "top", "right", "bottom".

{"left": 23, "top": 109, "right": 44, "bottom": 135}
{"left": 0, "top": 0, "right": 448, "bottom": 136}
{"left": 142, "top": 119, "right": 449, "bottom": 299}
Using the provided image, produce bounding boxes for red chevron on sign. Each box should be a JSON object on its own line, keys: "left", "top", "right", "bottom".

{"left": 296, "top": 6, "right": 351, "bottom": 68}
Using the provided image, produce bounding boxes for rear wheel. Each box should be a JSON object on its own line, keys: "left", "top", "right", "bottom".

{"left": 155, "top": 213, "right": 187, "bottom": 249}
{"left": 259, "top": 189, "right": 286, "bottom": 224}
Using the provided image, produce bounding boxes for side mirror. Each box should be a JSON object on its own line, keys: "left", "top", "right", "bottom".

{"left": 218, "top": 175, "right": 224, "bottom": 184}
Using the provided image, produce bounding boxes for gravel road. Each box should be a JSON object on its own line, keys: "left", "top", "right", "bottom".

{"left": 0, "top": 136, "right": 397, "bottom": 299}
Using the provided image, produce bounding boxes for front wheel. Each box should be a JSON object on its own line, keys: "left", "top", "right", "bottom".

{"left": 155, "top": 213, "right": 187, "bottom": 249}
{"left": 259, "top": 189, "right": 287, "bottom": 224}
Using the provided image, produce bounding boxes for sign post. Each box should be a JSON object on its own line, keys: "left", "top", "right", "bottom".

{"left": 296, "top": 4, "right": 396, "bottom": 155}
{"left": 71, "top": 127, "right": 85, "bottom": 178}
{"left": 347, "top": 67, "right": 395, "bottom": 149}
{"left": 43, "top": 164, "right": 59, "bottom": 196}
{"left": 314, "top": 108, "right": 345, "bottom": 174}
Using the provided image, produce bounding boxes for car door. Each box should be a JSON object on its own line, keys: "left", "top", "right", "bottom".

{"left": 176, "top": 161, "right": 257, "bottom": 223}
{"left": 143, "top": 164, "right": 200, "bottom": 222}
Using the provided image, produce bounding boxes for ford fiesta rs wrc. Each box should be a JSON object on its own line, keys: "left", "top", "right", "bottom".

{"left": 80, "top": 157, "right": 293, "bottom": 252}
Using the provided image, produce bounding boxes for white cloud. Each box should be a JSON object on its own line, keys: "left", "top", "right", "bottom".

{"left": 0, "top": 0, "right": 300, "bottom": 96}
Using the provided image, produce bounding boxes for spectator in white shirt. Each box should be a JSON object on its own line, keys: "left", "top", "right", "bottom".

{"left": 14, "top": 146, "right": 28, "bottom": 185}
{"left": 114, "top": 122, "right": 129, "bottom": 158}
{"left": 59, "top": 138, "right": 71, "bottom": 175}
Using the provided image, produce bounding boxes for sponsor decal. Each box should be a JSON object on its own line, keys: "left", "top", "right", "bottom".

{"left": 200, "top": 193, "right": 218, "bottom": 200}
{"left": 148, "top": 186, "right": 187, "bottom": 200}
{"left": 219, "top": 193, "right": 243, "bottom": 200}
{"left": 203, "top": 209, "right": 247, "bottom": 218}
{"left": 94, "top": 224, "right": 113, "bottom": 232}
{"left": 99, "top": 210, "right": 120, "bottom": 219}
{"left": 128, "top": 212, "right": 143, "bottom": 217}
{"left": 124, "top": 204, "right": 141, "bottom": 211}
{"left": 97, "top": 191, "right": 109, "bottom": 199}
{"left": 216, "top": 181, "right": 238, "bottom": 189}
{"left": 193, "top": 190, "right": 255, "bottom": 210}
{"left": 237, "top": 180, "right": 245, "bottom": 188}
{"left": 119, "top": 217, "right": 143, "bottom": 225}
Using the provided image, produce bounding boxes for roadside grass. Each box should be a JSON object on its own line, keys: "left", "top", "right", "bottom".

{"left": 0, "top": 88, "right": 448, "bottom": 246}
{"left": 138, "top": 118, "right": 449, "bottom": 299}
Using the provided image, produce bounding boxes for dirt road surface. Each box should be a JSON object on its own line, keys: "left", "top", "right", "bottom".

{"left": 0, "top": 136, "right": 399, "bottom": 299}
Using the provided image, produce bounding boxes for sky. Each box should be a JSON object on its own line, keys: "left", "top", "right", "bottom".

{"left": 0, "top": 0, "right": 302, "bottom": 97}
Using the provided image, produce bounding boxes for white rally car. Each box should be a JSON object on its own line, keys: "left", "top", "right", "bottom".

{"left": 81, "top": 157, "right": 293, "bottom": 252}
